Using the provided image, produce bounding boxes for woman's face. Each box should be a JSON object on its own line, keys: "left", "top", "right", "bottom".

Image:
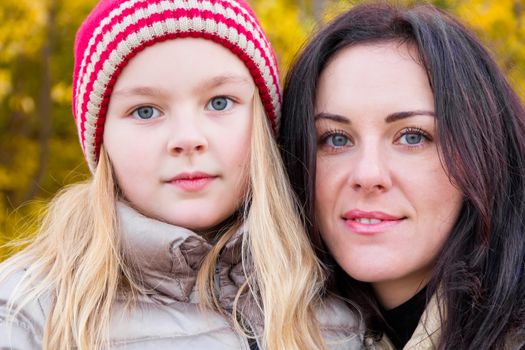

{"left": 314, "top": 42, "right": 463, "bottom": 308}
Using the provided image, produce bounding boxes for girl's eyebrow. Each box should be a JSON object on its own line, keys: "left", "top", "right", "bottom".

{"left": 111, "top": 86, "right": 170, "bottom": 99}
{"left": 200, "top": 75, "right": 253, "bottom": 91}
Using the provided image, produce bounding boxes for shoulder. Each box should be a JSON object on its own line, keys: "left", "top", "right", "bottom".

{"left": 0, "top": 263, "right": 49, "bottom": 349}
{"left": 316, "top": 294, "right": 364, "bottom": 349}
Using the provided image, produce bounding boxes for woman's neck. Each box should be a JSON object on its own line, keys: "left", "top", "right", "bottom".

{"left": 372, "top": 270, "right": 430, "bottom": 310}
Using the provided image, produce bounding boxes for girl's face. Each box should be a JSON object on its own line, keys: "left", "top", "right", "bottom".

{"left": 314, "top": 42, "right": 463, "bottom": 308}
{"left": 104, "top": 38, "right": 253, "bottom": 232}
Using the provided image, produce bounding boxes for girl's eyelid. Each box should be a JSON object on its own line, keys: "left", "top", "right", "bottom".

{"left": 206, "top": 88, "right": 255, "bottom": 108}
{"left": 126, "top": 104, "right": 164, "bottom": 117}
{"left": 210, "top": 95, "right": 238, "bottom": 104}
{"left": 128, "top": 104, "right": 164, "bottom": 120}
{"left": 205, "top": 95, "right": 237, "bottom": 112}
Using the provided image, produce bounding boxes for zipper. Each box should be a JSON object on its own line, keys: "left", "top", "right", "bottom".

{"left": 214, "top": 264, "right": 221, "bottom": 297}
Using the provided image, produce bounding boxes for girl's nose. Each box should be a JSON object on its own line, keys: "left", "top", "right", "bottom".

{"left": 347, "top": 145, "right": 392, "bottom": 193}
{"left": 166, "top": 114, "right": 208, "bottom": 156}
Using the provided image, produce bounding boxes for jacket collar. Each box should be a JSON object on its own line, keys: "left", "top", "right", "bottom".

{"left": 365, "top": 294, "right": 442, "bottom": 349}
{"left": 368, "top": 293, "right": 525, "bottom": 350}
{"left": 403, "top": 295, "right": 442, "bottom": 349}
{"left": 117, "top": 202, "right": 246, "bottom": 305}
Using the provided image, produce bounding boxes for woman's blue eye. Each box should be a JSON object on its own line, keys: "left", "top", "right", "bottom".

{"left": 207, "top": 96, "right": 232, "bottom": 111}
{"left": 399, "top": 132, "right": 424, "bottom": 145}
{"left": 131, "top": 106, "right": 161, "bottom": 120}
{"left": 326, "top": 133, "right": 350, "bottom": 148}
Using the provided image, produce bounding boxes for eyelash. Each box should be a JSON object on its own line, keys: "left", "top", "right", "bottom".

{"left": 125, "top": 95, "right": 237, "bottom": 117}
{"left": 318, "top": 129, "right": 352, "bottom": 151}
{"left": 318, "top": 127, "right": 432, "bottom": 151}
{"left": 205, "top": 95, "right": 237, "bottom": 112}
{"left": 395, "top": 127, "right": 433, "bottom": 149}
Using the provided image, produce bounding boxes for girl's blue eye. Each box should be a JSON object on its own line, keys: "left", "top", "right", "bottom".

{"left": 325, "top": 133, "right": 351, "bottom": 148}
{"left": 131, "top": 106, "right": 161, "bottom": 120}
{"left": 207, "top": 96, "right": 233, "bottom": 111}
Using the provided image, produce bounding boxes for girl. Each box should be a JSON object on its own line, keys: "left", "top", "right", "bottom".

{"left": 0, "top": 0, "right": 362, "bottom": 349}
{"left": 280, "top": 3, "right": 525, "bottom": 350}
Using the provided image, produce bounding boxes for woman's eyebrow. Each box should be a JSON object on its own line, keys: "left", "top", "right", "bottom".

{"left": 314, "top": 110, "right": 435, "bottom": 124}
{"left": 314, "top": 112, "right": 350, "bottom": 124}
{"left": 385, "top": 110, "right": 436, "bottom": 123}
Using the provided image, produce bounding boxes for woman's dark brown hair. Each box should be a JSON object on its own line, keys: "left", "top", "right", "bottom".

{"left": 279, "top": 3, "right": 525, "bottom": 349}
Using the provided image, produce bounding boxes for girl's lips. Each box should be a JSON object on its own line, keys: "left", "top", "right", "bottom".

{"left": 342, "top": 209, "right": 405, "bottom": 235}
{"left": 168, "top": 172, "right": 218, "bottom": 192}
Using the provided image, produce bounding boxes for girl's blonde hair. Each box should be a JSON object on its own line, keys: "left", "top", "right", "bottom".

{"left": 0, "top": 93, "right": 327, "bottom": 350}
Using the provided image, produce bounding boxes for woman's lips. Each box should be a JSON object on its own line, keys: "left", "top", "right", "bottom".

{"left": 342, "top": 209, "right": 405, "bottom": 234}
{"left": 168, "top": 172, "right": 217, "bottom": 192}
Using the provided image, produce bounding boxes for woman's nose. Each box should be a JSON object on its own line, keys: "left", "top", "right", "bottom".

{"left": 347, "top": 144, "right": 392, "bottom": 193}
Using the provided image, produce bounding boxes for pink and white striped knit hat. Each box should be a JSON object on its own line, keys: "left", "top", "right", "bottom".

{"left": 73, "top": 0, "right": 281, "bottom": 172}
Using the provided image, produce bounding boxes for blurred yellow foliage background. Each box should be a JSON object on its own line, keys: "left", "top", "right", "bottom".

{"left": 1, "top": 0, "right": 524, "bottom": 260}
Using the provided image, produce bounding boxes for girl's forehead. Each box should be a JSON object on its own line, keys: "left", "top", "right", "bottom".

{"left": 112, "top": 38, "right": 255, "bottom": 93}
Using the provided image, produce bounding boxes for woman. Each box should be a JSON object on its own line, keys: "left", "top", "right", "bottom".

{"left": 280, "top": 3, "right": 525, "bottom": 349}
{"left": 0, "top": 0, "right": 361, "bottom": 349}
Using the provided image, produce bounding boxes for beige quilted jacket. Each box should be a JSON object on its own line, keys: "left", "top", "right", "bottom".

{"left": 0, "top": 203, "right": 363, "bottom": 349}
